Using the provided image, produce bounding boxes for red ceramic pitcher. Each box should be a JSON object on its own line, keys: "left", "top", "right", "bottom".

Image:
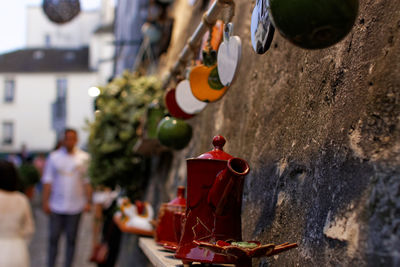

{"left": 175, "top": 135, "right": 250, "bottom": 265}
{"left": 155, "top": 186, "right": 186, "bottom": 247}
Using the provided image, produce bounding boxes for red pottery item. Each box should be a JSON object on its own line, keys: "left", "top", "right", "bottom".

{"left": 155, "top": 186, "right": 186, "bottom": 246}
{"left": 164, "top": 88, "right": 194, "bottom": 120}
{"left": 194, "top": 240, "right": 298, "bottom": 267}
{"left": 173, "top": 211, "right": 185, "bottom": 244}
{"left": 174, "top": 135, "right": 250, "bottom": 265}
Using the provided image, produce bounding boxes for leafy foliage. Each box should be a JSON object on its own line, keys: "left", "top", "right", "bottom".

{"left": 87, "top": 72, "right": 164, "bottom": 195}
{"left": 18, "top": 163, "right": 40, "bottom": 189}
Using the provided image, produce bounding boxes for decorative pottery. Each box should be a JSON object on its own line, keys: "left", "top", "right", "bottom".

{"left": 269, "top": 0, "right": 359, "bottom": 49}
{"left": 217, "top": 23, "right": 242, "bottom": 86}
{"left": 175, "top": 135, "right": 250, "bottom": 265}
{"left": 114, "top": 198, "right": 154, "bottom": 236}
{"left": 189, "top": 50, "right": 227, "bottom": 102}
{"left": 155, "top": 186, "right": 186, "bottom": 247}
{"left": 194, "top": 240, "right": 298, "bottom": 267}
{"left": 164, "top": 88, "right": 194, "bottom": 120}
{"left": 156, "top": 116, "right": 193, "bottom": 150}
{"left": 42, "top": 0, "right": 81, "bottom": 24}
{"left": 175, "top": 80, "right": 207, "bottom": 114}
{"left": 199, "top": 20, "right": 224, "bottom": 58}
{"left": 141, "top": 22, "right": 162, "bottom": 44}
{"left": 250, "top": 0, "right": 275, "bottom": 54}
{"left": 187, "top": 0, "right": 197, "bottom": 6}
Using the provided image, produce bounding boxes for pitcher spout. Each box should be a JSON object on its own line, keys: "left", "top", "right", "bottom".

{"left": 207, "top": 157, "right": 250, "bottom": 215}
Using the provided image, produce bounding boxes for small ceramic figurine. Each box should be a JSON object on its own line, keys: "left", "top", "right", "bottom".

{"left": 114, "top": 198, "right": 154, "bottom": 236}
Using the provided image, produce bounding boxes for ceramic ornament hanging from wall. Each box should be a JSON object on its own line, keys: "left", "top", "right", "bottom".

{"left": 199, "top": 20, "right": 224, "bottom": 60}
{"left": 175, "top": 80, "right": 207, "bottom": 114}
{"left": 268, "top": 0, "right": 359, "bottom": 49}
{"left": 42, "top": 0, "right": 81, "bottom": 24}
{"left": 217, "top": 23, "right": 242, "bottom": 87}
{"left": 250, "top": 0, "right": 275, "bottom": 54}
{"left": 187, "top": 0, "right": 197, "bottom": 6}
{"left": 189, "top": 50, "right": 227, "bottom": 103}
{"left": 165, "top": 88, "right": 194, "bottom": 120}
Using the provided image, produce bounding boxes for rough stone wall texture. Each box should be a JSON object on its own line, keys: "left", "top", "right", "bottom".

{"left": 156, "top": 0, "right": 400, "bottom": 266}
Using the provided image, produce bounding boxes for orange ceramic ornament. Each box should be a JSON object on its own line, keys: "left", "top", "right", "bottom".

{"left": 189, "top": 50, "right": 228, "bottom": 102}
{"left": 199, "top": 20, "right": 224, "bottom": 55}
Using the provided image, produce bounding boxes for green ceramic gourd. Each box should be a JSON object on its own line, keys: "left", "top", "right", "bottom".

{"left": 269, "top": 0, "right": 359, "bottom": 49}
{"left": 157, "top": 116, "right": 192, "bottom": 150}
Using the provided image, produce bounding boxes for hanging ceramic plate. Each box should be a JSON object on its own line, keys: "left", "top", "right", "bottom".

{"left": 189, "top": 60, "right": 227, "bottom": 102}
{"left": 175, "top": 80, "right": 207, "bottom": 114}
{"left": 217, "top": 23, "right": 242, "bottom": 86}
{"left": 250, "top": 0, "right": 275, "bottom": 54}
{"left": 42, "top": 0, "right": 81, "bottom": 24}
{"left": 187, "top": 0, "right": 197, "bottom": 6}
{"left": 165, "top": 88, "right": 194, "bottom": 120}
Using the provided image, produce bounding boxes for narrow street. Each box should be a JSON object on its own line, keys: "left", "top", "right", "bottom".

{"left": 29, "top": 189, "right": 96, "bottom": 267}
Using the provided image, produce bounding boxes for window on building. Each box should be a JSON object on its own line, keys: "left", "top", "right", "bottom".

{"left": 56, "top": 78, "right": 67, "bottom": 99}
{"left": 4, "top": 79, "right": 15, "bottom": 103}
{"left": 2, "top": 122, "right": 14, "bottom": 145}
{"left": 45, "top": 34, "right": 51, "bottom": 47}
{"left": 55, "top": 78, "right": 67, "bottom": 119}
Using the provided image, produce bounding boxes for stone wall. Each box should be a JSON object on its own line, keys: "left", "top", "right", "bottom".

{"left": 156, "top": 0, "right": 400, "bottom": 265}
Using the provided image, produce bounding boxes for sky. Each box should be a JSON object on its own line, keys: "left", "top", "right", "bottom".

{"left": 0, "top": 0, "right": 102, "bottom": 54}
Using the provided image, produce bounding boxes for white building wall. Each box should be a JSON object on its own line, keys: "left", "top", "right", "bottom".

{"left": 0, "top": 73, "right": 97, "bottom": 153}
{"left": 65, "top": 73, "right": 97, "bottom": 146}
{"left": 90, "top": 32, "right": 115, "bottom": 84}
{"left": 26, "top": 6, "right": 101, "bottom": 48}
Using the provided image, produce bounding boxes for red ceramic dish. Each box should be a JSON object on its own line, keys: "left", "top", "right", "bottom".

{"left": 194, "top": 240, "right": 298, "bottom": 267}
{"left": 164, "top": 88, "right": 194, "bottom": 120}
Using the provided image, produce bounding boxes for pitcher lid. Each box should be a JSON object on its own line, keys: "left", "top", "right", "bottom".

{"left": 197, "top": 135, "right": 233, "bottom": 160}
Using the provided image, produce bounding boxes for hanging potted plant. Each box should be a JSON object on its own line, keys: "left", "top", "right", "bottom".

{"left": 87, "top": 71, "right": 164, "bottom": 196}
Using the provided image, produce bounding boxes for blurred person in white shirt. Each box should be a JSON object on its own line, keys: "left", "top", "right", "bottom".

{"left": 42, "top": 128, "right": 92, "bottom": 267}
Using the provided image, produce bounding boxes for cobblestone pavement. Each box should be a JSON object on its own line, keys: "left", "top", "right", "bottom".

{"left": 29, "top": 189, "right": 96, "bottom": 267}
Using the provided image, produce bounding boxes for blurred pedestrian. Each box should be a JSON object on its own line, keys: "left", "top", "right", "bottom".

{"left": 7, "top": 153, "right": 22, "bottom": 167}
{"left": 90, "top": 186, "right": 121, "bottom": 267}
{"left": 33, "top": 152, "right": 47, "bottom": 193}
{"left": 42, "top": 128, "right": 92, "bottom": 267}
{"left": 0, "top": 160, "right": 35, "bottom": 267}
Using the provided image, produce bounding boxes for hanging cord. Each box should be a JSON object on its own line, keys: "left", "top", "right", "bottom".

{"left": 165, "top": 0, "right": 237, "bottom": 89}
{"left": 219, "top": 0, "right": 235, "bottom": 24}
{"left": 202, "top": 13, "right": 215, "bottom": 52}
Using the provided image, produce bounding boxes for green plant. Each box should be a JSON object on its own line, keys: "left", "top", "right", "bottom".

{"left": 87, "top": 71, "right": 164, "bottom": 195}
{"left": 18, "top": 163, "right": 40, "bottom": 190}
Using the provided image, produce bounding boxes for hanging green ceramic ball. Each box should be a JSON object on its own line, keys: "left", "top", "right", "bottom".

{"left": 157, "top": 116, "right": 192, "bottom": 150}
{"left": 269, "top": 0, "right": 359, "bottom": 49}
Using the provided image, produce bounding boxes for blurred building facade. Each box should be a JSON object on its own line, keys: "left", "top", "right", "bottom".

{"left": 0, "top": 1, "right": 114, "bottom": 153}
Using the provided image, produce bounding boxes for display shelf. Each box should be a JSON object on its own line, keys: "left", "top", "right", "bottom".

{"left": 139, "top": 237, "right": 182, "bottom": 267}
{"left": 139, "top": 237, "right": 234, "bottom": 267}
{"left": 133, "top": 138, "right": 168, "bottom": 156}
